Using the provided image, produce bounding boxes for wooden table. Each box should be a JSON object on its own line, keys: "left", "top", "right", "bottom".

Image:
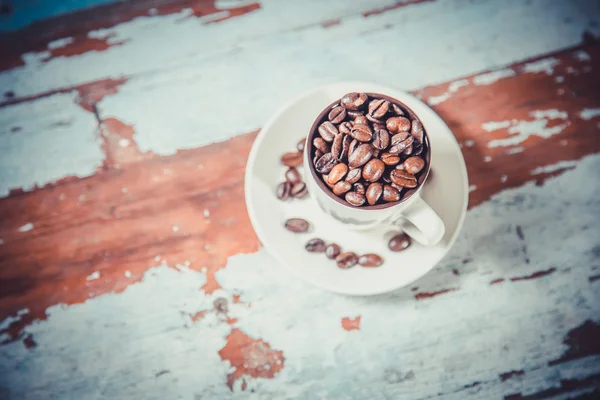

{"left": 1, "top": 0, "right": 599, "bottom": 398}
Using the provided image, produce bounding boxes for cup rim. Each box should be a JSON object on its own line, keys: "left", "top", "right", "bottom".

{"left": 306, "top": 92, "right": 432, "bottom": 211}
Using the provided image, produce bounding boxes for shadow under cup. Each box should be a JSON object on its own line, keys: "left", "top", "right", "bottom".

{"left": 305, "top": 92, "right": 432, "bottom": 219}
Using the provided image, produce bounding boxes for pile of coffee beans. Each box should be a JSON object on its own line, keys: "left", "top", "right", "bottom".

{"left": 277, "top": 138, "right": 308, "bottom": 200}
{"left": 310, "top": 93, "right": 428, "bottom": 207}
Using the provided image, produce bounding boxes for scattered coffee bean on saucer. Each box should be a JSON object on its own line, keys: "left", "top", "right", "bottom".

{"left": 306, "top": 238, "right": 326, "bottom": 252}
{"left": 358, "top": 253, "right": 384, "bottom": 267}
{"left": 336, "top": 252, "right": 359, "bottom": 269}
{"left": 388, "top": 233, "right": 411, "bottom": 251}
{"left": 325, "top": 243, "right": 341, "bottom": 259}
{"left": 285, "top": 218, "right": 309, "bottom": 233}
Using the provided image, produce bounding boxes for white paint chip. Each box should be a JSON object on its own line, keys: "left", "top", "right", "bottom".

{"left": 580, "top": 108, "right": 600, "bottom": 120}
{"left": 118, "top": 138, "right": 130, "bottom": 147}
{"left": 86, "top": 271, "right": 100, "bottom": 281}
{"left": 501, "top": 175, "right": 508, "bottom": 183}
{"left": 465, "top": 140, "right": 474, "bottom": 147}
{"left": 484, "top": 156, "right": 492, "bottom": 163}
{"left": 47, "top": 37, "right": 74, "bottom": 50}
{"left": 507, "top": 147, "right": 525, "bottom": 154}
{"left": 481, "top": 120, "right": 512, "bottom": 132}
{"left": 154, "top": 255, "right": 161, "bottom": 262}
{"left": 172, "top": 225, "right": 179, "bottom": 232}
{"left": 554, "top": 76, "right": 564, "bottom": 83}
{"left": 125, "top": 271, "right": 132, "bottom": 278}
{"left": 204, "top": 209, "right": 210, "bottom": 217}
{"left": 473, "top": 69, "right": 516, "bottom": 85}
{"left": 531, "top": 160, "right": 578, "bottom": 175}
{"left": 122, "top": 187, "right": 128, "bottom": 193}
{"left": 469, "top": 185, "right": 477, "bottom": 192}
{"left": 573, "top": 50, "right": 591, "bottom": 61}
{"left": 18, "top": 223, "right": 34, "bottom": 232}
{"left": 487, "top": 109, "right": 569, "bottom": 148}
{"left": 522, "top": 58, "right": 559, "bottom": 75}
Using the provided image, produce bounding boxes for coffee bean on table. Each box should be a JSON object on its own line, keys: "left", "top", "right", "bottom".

{"left": 368, "top": 99, "right": 390, "bottom": 119}
{"left": 345, "top": 191, "right": 366, "bottom": 206}
{"left": 291, "top": 182, "right": 308, "bottom": 198}
{"left": 403, "top": 156, "right": 425, "bottom": 175}
{"left": 353, "top": 182, "right": 365, "bottom": 195}
{"left": 359, "top": 253, "right": 384, "bottom": 267}
{"left": 380, "top": 152, "right": 400, "bottom": 166}
{"left": 345, "top": 168, "right": 362, "bottom": 184}
{"left": 329, "top": 106, "right": 347, "bottom": 124}
{"left": 332, "top": 180, "right": 352, "bottom": 195}
{"left": 331, "top": 133, "right": 344, "bottom": 160}
{"left": 306, "top": 238, "right": 326, "bottom": 252}
{"left": 327, "top": 163, "right": 348, "bottom": 185}
{"left": 339, "top": 121, "right": 353, "bottom": 135}
{"left": 388, "top": 233, "right": 411, "bottom": 251}
{"left": 341, "top": 92, "right": 368, "bottom": 110}
{"left": 386, "top": 116, "right": 411, "bottom": 133}
{"left": 315, "top": 153, "right": 338, "bottom": 174}
{"left": 382, "top": 184, "right": 401, "bottom": 202}
{"left": 281, "top": 151, "right": 303, "bottom": 167}
{"left": 318, "top": 121, "right": 338, "bottom": 142}
{"left": 362, "top": 158, "right": 385, "bottom": 182}
{"left": 313, "top": 137, "right": 330, "bottom": 153}
{"left": 372, "top": 129, "right": 390, "bottom": 150}
{"left": 285, "top": 167, "right": 301, "bottom": 184}
{"left": 285, "top": 218, "right": 309, "bottom": 233}
{"left": 297, "top": 138, "right": 306, "bottom": 152}
{"left": 325, "top": 243, "right": 341, "bottom": 259}
{"left": 336, "top": 252, "right": 359, "bottom": 269}
{"left": 390, "top": 169, "right": 417, "bottom": 188}
{"left": 354, "top": 115, "right": 368, "bottom": 126}
{"left": 276, "top": 181, "right": 291, "bottom": 200}
{"left": 348, "top": 143, "right": 373, "bottom": 168}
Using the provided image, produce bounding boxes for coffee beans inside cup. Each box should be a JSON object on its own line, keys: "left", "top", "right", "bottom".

{"left": 310, "top": 93, "right": 428, "bottom": 207}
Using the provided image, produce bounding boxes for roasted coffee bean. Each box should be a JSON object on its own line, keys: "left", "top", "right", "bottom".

{"left": 380, "top": 152, "right": 400, "bottom": 166}
{"left": 388, "top": 233, "right": 411, "bottom": 252}
{"left": 281, "top": 151, "right": 303, "bottom": 167}
{"left": 372, "top": 129, "right": 390, "bottom": 150}
{"left": 368, "top": 99, "right": 390, "bottom": 119}
{"left": 403, "top": 156, "right": 425, "bottom": 175}
{"left": 276, "top": 181, "right": 291, "bottom": 200}
{"left": 341, "top": 92, "right": 368, "bottom": 110}
{"left": 366, "top": 114, "right": 384, "bottom": 124}
{"left": 382, "top": 184, "right": 401, "bottom": 202}
{"left": 362, "top": 158, "right": 385, "bottom": 182}
{"left": 315, "top": 153, "right": 338, "bottom": 174}
{"left": 336, "top": 252, "right": 359, "bottom": 269}
{"left": 345, "top": 168, "right": 362, "bottom": 184}
{"left": 347, "top": 110, "right": 364, "bottom": 118}
{"left": 322, "top": 174, "right": 334, "bottom": 188}
{"left": 345, "top": 191, "right": 366, "bottom": 206}
{"left": 306, "top": 238, "right": 326, "bottom": 252}
{"left": 332, "top": 180, "right": 352, "bottom": 196}
{"left": 412, "top": 141, "right": 424, "bottom": 156}
{"left": 386, "top": 116, "right": 411, "bottom": 133}
{"left": 350, "top": 124, "right": 372, "bottom": 142}
{"left": 349, "top": 138, "right": 359, "bottom": 157}
{"left": 411, "top": 119, "right": 424, "bottom": 143}
{"left": 391, "top": 182, "right": 404, "bottom": 191}
{"left": 394, "top": 162, "right": 405, "bottom": 170}
{"left": 391, "top": 104, "right": 405, "bottom": 116}
{"left": 340, "top": 134, "right": 351, "bottom": 160}
{"left": 291, "top": 182, "right": 308, "bottom": 198}
{"left": 372, "top": 122, "right": 386, "bottom": 131}
{"left": 318, "top": 121, "right": 338, "bottom": 142}
{"left": 402, "top": 144, "right": 413, "bottom": 156}
{"left": 372, "top": 148, "right": 380, "bottom": 158}
{"left": 354, "top": 115, "right": 368, "bottom": 126}
{"left": 339, "top": 121, "right": 353, "bottom": 135}
{"left": 297, "top": 138, "right": 306, "bottom": 152}
{"left": 315, "top": 149, "right": 324, "bottom": 158}
{"left": 348, "top": 143, "right": 373, "bottom": 167}
{"left": 328, "top": 163, "right": 348, "bottom": 185}
{"left": 353, "top": 182, "right": 365, "bottom": 195}
{"left": 389, "top": 132, "right": 414, "bottom": 154}
{"left": 328, "top": 106, "right": 347, "bottom": 124}
{"left": 359, "top": 253, "right": 384, "bottom": 267}
{"left": 313, "top": 137, "right": 330, "bottom": 153}
{"left": 390, "top": 169, "right": 417, "bottom": 188}
{"left": 325, "top": 243, "right": 341, "bottom": 259}
{"left": 285, "top": 167, "right": 301, "bottom": 184}
{"left": 366, "top": 182, "right": 383, "bottom": 205}
{"left": 285, "top": 218, "right": 309, "bottom": 233}
{"left": 331, "top": 133, "right": 344, "bottom": 160}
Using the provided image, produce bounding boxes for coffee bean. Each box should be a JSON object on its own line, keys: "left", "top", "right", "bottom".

{"left": 297, "top": 138, "right": 306, "bottom": 152}
{"left": 354, "top": 115, "right": 368, "bottom": 126}
{"left": 328, "top": 106, "right": 347, "bottom": 124}
{"left": 386, "top": 116, "right": 411, "bottom": 133}
{"left": 366, "top": 114, "right": 384, "bottom": 124}
{"left": 358, "top": 253, "right": 384, "bottom": 267}
{"left": 412, "top": 141, "right": 424, "bottom": 156}
{"left": 348, "top": 143, "right": 373, "bottom": 168}
{"left": 368, "top": 99, "right": 390, "bottom": 119}
{"left": 322, "top": 174, "right": 335, "bottom": 188}
{"left": 388, "top": 233, "right": 411, "bottom": 252}
{"left": 341, "top": 92, "right": 368, "bottom": 110}
{"left": 350, "top": 124, "right": 372, "bottom": 142}
{"left": 285, "top": 218, "right": 309, "bottom": 233}
{"left": 373, "top": 122, "right": 386, "bottom": 131}
{"left": 291, "top": 182, "right": 308, "bottom": 198}
{"left": 281, "top": 151, "right": 303, "bottom": 167}
{"left": 328, "top": 163, "right": 348, "bottom": 185}
{"left": 403, "top": 156, "right": 425, "bottom": 175}
{"left": 325, "top": 243, "right": 341, "bottom": 259}
{"left": 332, "top": 180, "right": 352, "bottom": 195}
{"left": 276, "top": 181, "right": 291, "bottom": 200}
{"left": 390, "top": 169, "right": 417, "bottom": 188}
{"left": 366, "top": 182, "right": 383, "bottom": 205}
{"left": 306, "top": 238, "right": 326, "bottom": 252}
{"left": 313, "top": 137, "right": 330, "bottom": 153}
{"left": 372, "top": 129, "right": 390, "bottom": 150}
{"left": 382, "top": 184, "right": 401, "bottom": 202}
{"left": 331, "top": 133, "right": 344, "bottom": 160}
{"left": 347, "top": 110, "right": 364, "bottom": 118}
{"left": 340, "top": 134, "right": 351, "bottom": 160}
{"left": 411, "top": 119, "right": 424, "bottom": 143}
{"left": 318, "top": 121, "right": 338, "bottom": 142}
{"left": 349, "top": 138, "right": 359, "bottom": 157}
{"left": 345, "top": 191, "right": 366, "bottom": 206}
{"left": 380, "top": 152, "right": 400, "bottom": 166}
{"left": 353, "top": 182, "right": 365, "bottom": 195}
{"left": 391, "top": 104, "right": 405, "bottom": 116}
{"left": 362, "top": 158, "right": 385, "bottom": 182}
{"left": 402, "top": 144, "right": 413, "bottom": 156}
{"left": 285, "top": 167, "right": 301, "bottom": 184}
{"left": 345, "top": 168, "right": 362, "bottom": 184}
{"left": 389, "top": 132, "right": 414, "bottom": 154}
{"left": 315, "top": 149, "right": 324, "bottom": 158}
{"left": 391, "top": 182, "right": 404, "bottom": 191}
{"left": 315, "top": 153, "right": 338, "bottom": 174}
{"left": 336, "top": 252, "right": 358, "bottom": 269}
{"left": 339, "top": 121, "right": 353, "bottom": 135}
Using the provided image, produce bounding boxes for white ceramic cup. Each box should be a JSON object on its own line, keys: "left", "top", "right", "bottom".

{"left": 303, "top": 93, "right": 445, "bottom": 246}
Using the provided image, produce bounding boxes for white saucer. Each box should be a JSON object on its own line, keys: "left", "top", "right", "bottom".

{"left": 245, "top": 82, "right": 468, "bottom": 296}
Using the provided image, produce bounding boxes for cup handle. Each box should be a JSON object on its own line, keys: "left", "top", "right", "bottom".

{"left": 392, "top": 196, "right": 445, "bottom": 246}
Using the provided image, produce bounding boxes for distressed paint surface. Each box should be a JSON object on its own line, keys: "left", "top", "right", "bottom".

{"left": 1, "top": 0, "right": 600, "bottom": 398}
